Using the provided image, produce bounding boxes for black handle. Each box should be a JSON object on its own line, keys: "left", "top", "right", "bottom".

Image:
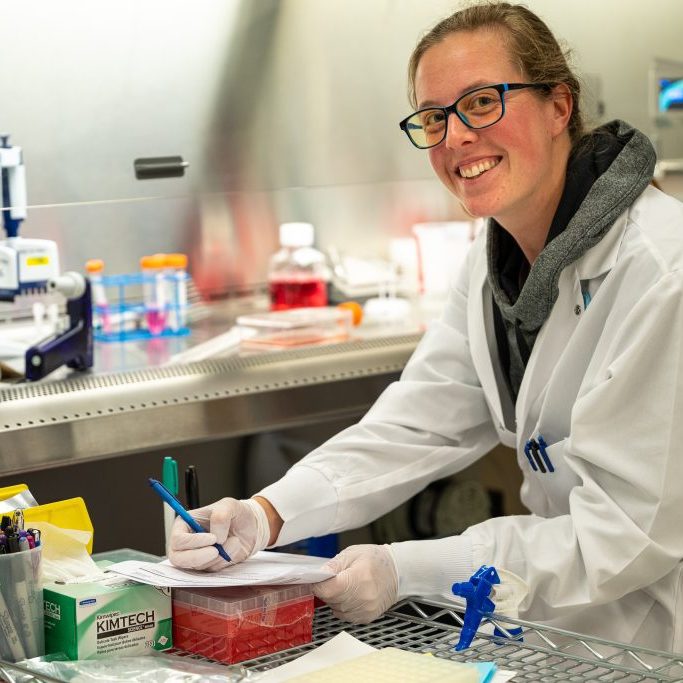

{"left": 134, "top": 156, "right": 189, "bottom": 180}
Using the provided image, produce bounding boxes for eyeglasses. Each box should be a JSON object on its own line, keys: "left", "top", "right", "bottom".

{"left": 399, "top": 82, "right": 553, "bottom": 149}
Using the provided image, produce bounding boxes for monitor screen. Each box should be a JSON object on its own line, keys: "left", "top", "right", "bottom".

{"left": 659, "top": 77, "right": 683, "bottom": 112}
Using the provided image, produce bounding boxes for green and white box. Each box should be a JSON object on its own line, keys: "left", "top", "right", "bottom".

{"left": 43, "top": 574, "right": 172, "bottom": 660}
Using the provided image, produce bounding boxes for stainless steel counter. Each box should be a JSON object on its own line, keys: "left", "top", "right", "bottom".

{"left": 0, "top": 324, "right": 421, "bottom": 475}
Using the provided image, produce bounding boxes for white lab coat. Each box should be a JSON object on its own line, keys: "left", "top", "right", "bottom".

{"left": 260, "top": 185, "right": 683, "bottom": 652}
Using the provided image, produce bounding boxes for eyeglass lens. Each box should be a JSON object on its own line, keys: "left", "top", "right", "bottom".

{"left": 406, "top": 86, "right": 503, "bottom": 148}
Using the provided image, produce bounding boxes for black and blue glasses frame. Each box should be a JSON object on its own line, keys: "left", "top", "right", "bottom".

{"left": 399, "top": 82, "right": 553, "bottom": 149}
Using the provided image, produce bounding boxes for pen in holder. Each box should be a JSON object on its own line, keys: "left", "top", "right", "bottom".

{"left": 0, "top": 546, "right": 43, "bottom": 662}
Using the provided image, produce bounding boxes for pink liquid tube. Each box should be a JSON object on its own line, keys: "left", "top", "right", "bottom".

{"left": 95, "top": 304, "right": 112, "bottom": 335}
{"left": 145, "top": 309, "right": 167, "bottom": 336}
{"left": 140, "top": 254, "right": 168, "bottom": 336}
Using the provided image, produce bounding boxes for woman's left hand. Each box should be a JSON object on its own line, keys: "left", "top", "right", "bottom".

{"left": 313, "top": 544, "right": 399, "bottom": 623}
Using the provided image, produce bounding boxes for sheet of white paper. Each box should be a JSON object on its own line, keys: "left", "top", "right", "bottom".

{"left": 256, "top": 632, "right": 376, "bottom": 682}
{"left": 107, "top": 551, "right": 334, "bottom": 587}
{"left": 253, "top": 631, "right": 517, "bottom": 683}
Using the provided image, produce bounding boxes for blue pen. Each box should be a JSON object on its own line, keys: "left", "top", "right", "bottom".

{"left": 148, "top": 478, "right": 231, "bottom": 562}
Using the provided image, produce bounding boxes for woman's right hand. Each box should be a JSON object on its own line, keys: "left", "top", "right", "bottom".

{"left": 168, "top": 497, "right": 274, "bottom": 571}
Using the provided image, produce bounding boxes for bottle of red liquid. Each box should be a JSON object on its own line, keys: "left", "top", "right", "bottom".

{"left": 268, "top": 223, "right": 329, "bottom": 310}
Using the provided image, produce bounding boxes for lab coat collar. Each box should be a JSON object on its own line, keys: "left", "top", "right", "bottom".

{"left": 574, "top": 208, "right": 628, "bottom": 280}
{"left": 470, "top": 197, "right": 632, "bottom": 444}
{"left": 514, "top": 204, "right": 632, "bottom": 444}
{"left": 514, "top": 266, "right": 582, "bottom": 449}
{"left": 469, "top": 248, "right": 514, "bottom": 440}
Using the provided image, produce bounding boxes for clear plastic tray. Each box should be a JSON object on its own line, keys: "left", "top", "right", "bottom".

{"left": 236, "top": 307, "right": 352, "bottom": 349}
{"left": 172, "top": 584, "right": 313, "bottom": 616}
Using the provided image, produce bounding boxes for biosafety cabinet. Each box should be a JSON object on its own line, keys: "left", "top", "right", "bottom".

{"left": 0, "top": 0, "right": 681, "bottom": 554}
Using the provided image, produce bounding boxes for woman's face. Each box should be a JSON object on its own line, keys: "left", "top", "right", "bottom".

{"left": 414, "top": 29, "right": 570, "bottom": 227}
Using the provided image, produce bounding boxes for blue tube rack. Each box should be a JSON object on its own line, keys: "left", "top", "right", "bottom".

{"left": 93, "top": 272, "right": 191, "bottom": 342}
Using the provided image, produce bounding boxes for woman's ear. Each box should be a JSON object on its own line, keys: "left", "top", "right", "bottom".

{"left": 549, "top": 83, "right": 573, "bottom": 137}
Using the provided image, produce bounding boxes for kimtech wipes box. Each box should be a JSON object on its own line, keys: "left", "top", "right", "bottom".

{"left": 43, "top": 573, "right": 172, "bottom": 660}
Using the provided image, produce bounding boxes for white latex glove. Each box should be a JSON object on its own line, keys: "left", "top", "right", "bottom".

{"left": 312, "top": 544, "right": 399, "bottom": 624}
{"left": 491, "top": 568, "right": 529, "bottom": 619}
{"left": 167, "top": 498, "right": 270, "bottom": 572}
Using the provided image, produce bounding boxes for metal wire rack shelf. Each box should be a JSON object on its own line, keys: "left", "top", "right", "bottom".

{"left": 1, "top": 598, "right": 682, "bottom": 682}
{"left": 238, "top": 599, "right": 683, "bottom": 682}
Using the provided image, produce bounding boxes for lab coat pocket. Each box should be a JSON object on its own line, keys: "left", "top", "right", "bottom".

{"left": 532, "top": 437, "right": 582, "bottom": 516}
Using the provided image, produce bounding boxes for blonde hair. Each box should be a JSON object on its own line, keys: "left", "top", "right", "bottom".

{"left": 407, "top": 2, "right": 585, "bottom": 143}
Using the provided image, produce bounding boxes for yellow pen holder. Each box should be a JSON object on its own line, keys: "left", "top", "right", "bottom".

{"left": 0, "top": 484, "right": 30, "bottom": 501}
{"left": 23, "top": 498, "right": 94, "bottom": 554}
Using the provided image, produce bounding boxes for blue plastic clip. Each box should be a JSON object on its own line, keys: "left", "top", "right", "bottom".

{"left": 493, "top": 624, "right": 524, "bottom": 641}
{"left": 523, "top": 440, "right": 538, "bottom": 471}
{"left": 524, "top": 436, "right": 555, "bottom": 474}
{"left": 451, "top": 565, "right": 499, "bottom": 651}
{"left": 536, "top": 435, "right": 555, "bottom": 473}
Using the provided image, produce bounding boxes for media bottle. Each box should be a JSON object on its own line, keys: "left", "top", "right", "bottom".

{"left": 85, "top": 259, "right": 112, "bottom": 334}
{"left": 140, "top": 253, "right": 167, "bottom": 335}
{"left": 268, "top": 223, "right": 329, "bottom": 310}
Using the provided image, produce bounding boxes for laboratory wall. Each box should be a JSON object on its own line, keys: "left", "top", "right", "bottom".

{"left": 2, "top": 0, "right": 681, "bottom": 297}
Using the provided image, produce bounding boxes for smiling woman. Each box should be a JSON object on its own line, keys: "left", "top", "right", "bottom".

{"left": 167, "top": 2, "right": 683, "bottom": 654}
{"left": 410, "top": 25, "right": 574, "bottom": 262}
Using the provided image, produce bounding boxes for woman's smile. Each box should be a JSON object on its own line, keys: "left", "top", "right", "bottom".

{"left": 457, "top": 155, "right": 502, "bottom": 179}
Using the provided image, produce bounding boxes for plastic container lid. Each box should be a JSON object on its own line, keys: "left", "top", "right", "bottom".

{"left": 363, "top": 296, "right": 412, "bottom": 323}
{"left": 337, "top": 301, "right": 363, "bottom": 326}
{"left": 140, "top": 253, "right": 166, "bottom": 269}
{"left": 172, "top": 584, "right": 313, "bottom": 616}
{"left": 280, "top": 222, "right": 315, "bottom": 248}
{"left": 85, "top": 259, "right": 104, "bottom": 274}
{"left": 237, "top": 308, "right": 352, "bottom": 349}
{"left": 166, "top": 253, "right": 188, "bottom": 268}
{"left": 237, "top": 307, "right": 351, "bottom": 330}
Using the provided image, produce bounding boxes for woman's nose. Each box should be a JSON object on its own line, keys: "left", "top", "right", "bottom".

{"left": 444, "top": 113, "right": 478, "bottom": 149}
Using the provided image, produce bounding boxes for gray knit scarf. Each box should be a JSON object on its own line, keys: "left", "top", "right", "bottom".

{"left": 486, "top": 120, "right": 656, "bottom": 398}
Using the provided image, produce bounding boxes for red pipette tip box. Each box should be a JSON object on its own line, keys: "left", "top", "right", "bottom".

{"left": 172, "top": 584, "right": 314, "bottom": 664}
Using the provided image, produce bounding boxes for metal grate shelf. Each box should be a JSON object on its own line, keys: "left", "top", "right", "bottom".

{"left": 1, "top": 599, "right": 682, "bottom": 681}
{"left": 234, "top": 599, "right": 683, "bottom": 681}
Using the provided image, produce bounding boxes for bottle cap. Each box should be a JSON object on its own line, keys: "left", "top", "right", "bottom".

{"left": 140, "top": 253, "right": 166, "bottom": 269}
{"left": 165, "top": 253, "right": 188, "bottom": 268}
{"left": 85, "top": 259, "right": 104, "bottom": 274}
{"left": 337, "top": 301, "right": 363, "bottom": 326}
{"left": 279, "top": 222, "right": 315, "bottom": 248}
